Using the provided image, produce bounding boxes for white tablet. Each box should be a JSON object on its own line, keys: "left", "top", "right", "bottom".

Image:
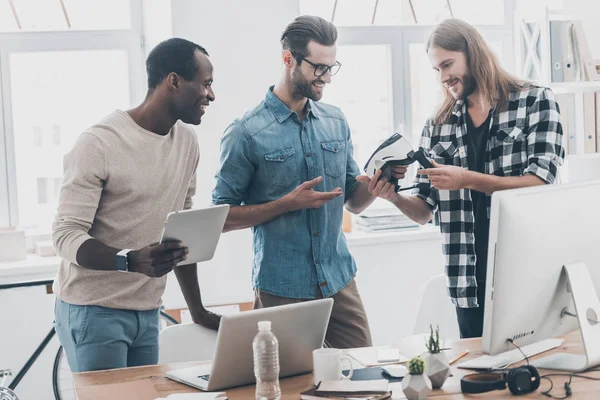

{"left": 159, "top": 204, "right": 230, "bottom": 266}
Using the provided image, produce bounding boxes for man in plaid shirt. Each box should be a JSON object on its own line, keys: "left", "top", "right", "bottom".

{"left": 358, "top": 19, "right": 564, "bottom": 338}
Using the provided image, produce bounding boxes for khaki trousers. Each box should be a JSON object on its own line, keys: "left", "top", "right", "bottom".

{"left": 253, "top": 279, "right": 373, "bottom": 349}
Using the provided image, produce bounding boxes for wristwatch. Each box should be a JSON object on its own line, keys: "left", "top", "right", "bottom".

{"left": 115, "top": 249, "right": 134, "bottom": 272}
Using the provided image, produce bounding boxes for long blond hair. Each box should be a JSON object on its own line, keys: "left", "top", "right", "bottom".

{"left": 426, "top": 19, "right": 526, "bottom": 125}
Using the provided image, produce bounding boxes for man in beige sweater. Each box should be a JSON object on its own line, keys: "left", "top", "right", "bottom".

{"left": 52, "top": 38, "right": 218, "bottom": 372}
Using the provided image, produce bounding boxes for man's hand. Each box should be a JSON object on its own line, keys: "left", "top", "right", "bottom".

{"left": 390, "top": 165, "right": 408, "bottom": 180}
{"left": 192, "top": 308, "right": 222, "bottom": 331}
{"left": 283, "top": 176, "right": 343, "bottom": 211}
{"left": 128, "top": 241, "right": 188, "bottom": 278}
{"left": 356, "top": 167, "right": 407, "bottom": 202}
{"left": 419, "top": 160, "right": 470, "bottom": 190}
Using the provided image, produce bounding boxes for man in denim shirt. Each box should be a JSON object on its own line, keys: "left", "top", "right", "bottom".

{"left": 212, "top": 16, "right": 405, "bottom": 348}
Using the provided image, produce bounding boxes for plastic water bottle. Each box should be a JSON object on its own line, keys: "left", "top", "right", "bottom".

{"left": 253, "top": 320, "right": 281, "bottom": 400}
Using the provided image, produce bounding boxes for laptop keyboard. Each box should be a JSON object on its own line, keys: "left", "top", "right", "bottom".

{"left": 198, "top": 374, "right": 210, "bottom": 381}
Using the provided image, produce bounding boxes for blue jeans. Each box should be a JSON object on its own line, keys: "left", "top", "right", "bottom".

{"left": 54, "top": 298, "right": 160, "bottom": 372}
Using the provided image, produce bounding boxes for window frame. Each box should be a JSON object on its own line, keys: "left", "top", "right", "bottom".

{"left": 0, "top": 0, "right": 145, "bottom": 229}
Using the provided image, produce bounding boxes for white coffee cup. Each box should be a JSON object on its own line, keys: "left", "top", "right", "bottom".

{"left": 312, "top": 348, "right": 354, "bottom": 386}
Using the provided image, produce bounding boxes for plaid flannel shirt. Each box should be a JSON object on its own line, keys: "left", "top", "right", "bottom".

{"left": 413, "top": 84, "right": 565, "bottom": 308}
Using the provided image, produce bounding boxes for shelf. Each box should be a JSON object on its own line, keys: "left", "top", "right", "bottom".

{"left": 545, "top": 81, "right": 600, "bottom": 94}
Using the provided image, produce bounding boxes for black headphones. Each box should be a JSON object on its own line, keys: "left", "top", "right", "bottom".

{"left": 461, "top": 365, "right": 541, "bottom": 395}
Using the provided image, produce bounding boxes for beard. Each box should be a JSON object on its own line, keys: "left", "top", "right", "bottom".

{"left": 290, "top": 67, "right": 324, "bottom": 101}
{"left": 460, "top": 72, "right": 477, "bottom": 99}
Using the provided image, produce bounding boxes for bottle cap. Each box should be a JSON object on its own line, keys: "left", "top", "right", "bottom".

{"left": 258, "top": 320, "right": 271, "bottom": 331}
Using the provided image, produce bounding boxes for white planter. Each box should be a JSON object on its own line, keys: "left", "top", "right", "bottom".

{"left": 402, "top": 374, "right": 432, "bottom": 400}
{"left": 424, "top": 352, "right": 451, "bottom": 389}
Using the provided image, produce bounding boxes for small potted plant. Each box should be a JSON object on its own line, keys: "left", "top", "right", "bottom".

{"left": 423, "top": 325, "right": 450, "bottom": 388}
{"left": 402, "top": 356, "right": 432, "bottom": 400}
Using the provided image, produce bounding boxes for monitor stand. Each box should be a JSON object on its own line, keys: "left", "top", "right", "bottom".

{"left": 531, "top": 262, "right": 600, "bottom": 372}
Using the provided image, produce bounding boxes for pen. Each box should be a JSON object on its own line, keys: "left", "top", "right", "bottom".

{"left": 449, "top": 349, "right": 469, "bottom": 365}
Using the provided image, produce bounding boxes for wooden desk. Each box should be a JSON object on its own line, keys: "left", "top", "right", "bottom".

{"left": 73, "top": 331, "right": 600, "bottom": 399}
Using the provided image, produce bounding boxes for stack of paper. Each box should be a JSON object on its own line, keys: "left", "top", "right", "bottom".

{"left": 355, "top": 208, "right": 418, "bottom": 232}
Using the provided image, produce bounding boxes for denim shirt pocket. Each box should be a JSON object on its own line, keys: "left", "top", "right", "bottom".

{"left": 321, "top": 140, "right": 346, "bottom": 178}
{"left": 264, "top": 147, "right": 298, "bottom": 188}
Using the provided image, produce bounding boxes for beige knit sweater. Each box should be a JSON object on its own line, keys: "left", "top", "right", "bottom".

{"left": 52, "top": 110, "right": 199, "bottom": 310}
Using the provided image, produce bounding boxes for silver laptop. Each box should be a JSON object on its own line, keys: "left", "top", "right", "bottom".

{"left": 166, "top": 298, "right": 333, "bottom": 391}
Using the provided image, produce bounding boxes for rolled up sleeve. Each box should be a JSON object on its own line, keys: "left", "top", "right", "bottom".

{"left": 523, "top": 87, "right": 565, "bottom": 183}
{"left": 212, "top": 121, "right": 256, "bottom": 206}
{"left": 52, "top": 133, "right": 106, "bottom": 264}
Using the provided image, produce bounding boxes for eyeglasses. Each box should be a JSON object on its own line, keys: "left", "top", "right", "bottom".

{"left": 298, "top": 57, "right": 342, "bottom": 77}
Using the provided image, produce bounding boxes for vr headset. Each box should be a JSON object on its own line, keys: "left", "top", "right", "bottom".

{"left": 363, "top": 133, "right": 433, "bottom": 191}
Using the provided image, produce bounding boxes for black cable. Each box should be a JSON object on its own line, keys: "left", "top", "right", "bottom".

{"left": 539, "top": 372, "right": 600, "bottom": 398}
{"left": 506, "top": 338, "right": 530, "bottom": 365}
{"left": 540, "top": 374, "right": 572, "bottom": 399}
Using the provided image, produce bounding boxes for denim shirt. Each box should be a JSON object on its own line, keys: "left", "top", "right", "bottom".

{"left": 212, "top": 87, "right": 361, "bottom": 298}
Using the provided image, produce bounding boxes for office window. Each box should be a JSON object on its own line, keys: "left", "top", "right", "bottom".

{"left": 9, "top": 50, "right": 130, "bottom": 231}
{"left": 32, "top": 125, "right": 43, "bottom": 147}
{"left": 0, "top": 0, "right": 143, "bottom": 234}
{"left": 322, "top": 45, "right": 393, "bottom": 168}
{"left": 36, "top": 178, "right": 47, "bottom": 204}
{"left": 52, "top": 125, "right": 61, "bottom": 146}
{"left": 1, "top": 0, "right": 131, "bottom": 32}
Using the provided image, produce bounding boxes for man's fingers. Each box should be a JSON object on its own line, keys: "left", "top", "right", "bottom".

{"left": 419, "top": 168, "right": 444, "bottom": 176}
{"left": 368, "top": 170, "right": 383, "bottom": 192}
{"left": 314, "top": 191, "right": 343, "bottom": 201}
{"left": 431, "top": 160, "right": 442, "bottom": 168}
{"left": 299, "top": 176, "right": 323, "bottom": 190}
{"left": 356, "top": 175, "right": 370, "bottom": 184}
{"left": 374, "top": 177, "right": 388, "bottom": 193}
{"left": 383, "top": 182, "right": 396, "bottom": 198}
{"left": 157, "top": 248, "right": 188, "bottom": 263}
{"left": 159, "top": 240, "right": 186, "bottom": 251}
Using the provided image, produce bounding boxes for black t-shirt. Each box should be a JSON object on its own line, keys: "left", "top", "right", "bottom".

{"left": 465, "top": 110, "right": 492, "bottom": 287}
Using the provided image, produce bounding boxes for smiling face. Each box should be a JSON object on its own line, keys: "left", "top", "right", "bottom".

{"left": 172, "top": 51, "right": 215, "bottom": 125}
{"left": 428, "top": 46, "right": 476, "bottom": 101}
{"left": 289, "top": 40, "right": 336, "bottom": 102}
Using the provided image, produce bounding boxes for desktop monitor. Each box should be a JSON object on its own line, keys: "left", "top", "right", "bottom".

{"left": 482, "top": 180, "right": 600, "bottom": 372}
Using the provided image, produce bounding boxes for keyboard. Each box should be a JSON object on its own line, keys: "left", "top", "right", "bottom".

{"left": 458, "top": 338, "right": 564, "bottom": 370}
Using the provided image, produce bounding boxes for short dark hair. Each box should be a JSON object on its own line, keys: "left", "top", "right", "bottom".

{"left": 146, "top": 38, "right": 209, "bottom": 88}
{"left": 280, "top": 15, "right": 337, "bottom": 61}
